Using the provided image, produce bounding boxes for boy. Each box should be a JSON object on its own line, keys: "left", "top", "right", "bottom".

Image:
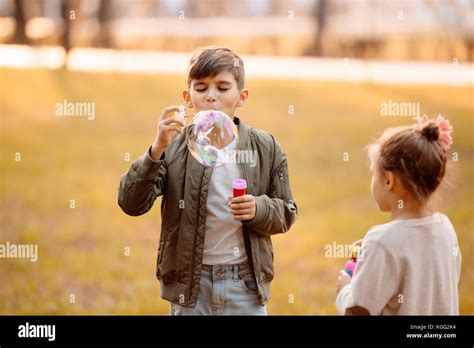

{"left": 118, "top": 46, "right": 297, "bottom": 315}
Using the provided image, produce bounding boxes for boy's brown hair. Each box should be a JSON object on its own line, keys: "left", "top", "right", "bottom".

{"left": 187, "top": 46, "right": 245, "bottom": 90}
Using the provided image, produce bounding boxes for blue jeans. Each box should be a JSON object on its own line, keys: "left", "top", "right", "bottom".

{"left": 170, "top": 262, "right": 267, "bottom": 315}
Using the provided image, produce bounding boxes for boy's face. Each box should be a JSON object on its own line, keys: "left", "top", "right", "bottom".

{"left": 183, "top": 70, "right": 249, "bottom": 118}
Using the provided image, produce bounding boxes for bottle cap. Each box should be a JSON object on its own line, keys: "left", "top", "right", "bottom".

{"left": 351, "top": 246, "right": 361, "bottom": 260}
{"left": 232, "top": 179, "right": 247, "bottom": 190}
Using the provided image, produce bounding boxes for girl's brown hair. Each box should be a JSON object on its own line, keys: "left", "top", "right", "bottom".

{"left": 368, "top": 122, "right": 449, "bottom": 202}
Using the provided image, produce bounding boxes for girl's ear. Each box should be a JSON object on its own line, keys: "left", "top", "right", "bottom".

{"left": 182, "top": 89, "right": 193, "bottom": 108}
{"left": 385, "top": 171, "right": 395, "bottom": 191}
{"left": 236, "top": 88, "right": 249, "bottom": 107}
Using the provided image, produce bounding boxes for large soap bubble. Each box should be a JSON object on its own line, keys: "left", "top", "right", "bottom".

{"left": 187, "top": 110, "right": 238, "bottom": 167}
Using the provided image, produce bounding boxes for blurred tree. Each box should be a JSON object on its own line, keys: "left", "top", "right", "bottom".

{"left": 13, "top": 0, "right": 27, "bottom": 44}
{"left": 61, "top": 0, "right": 71, "bottom": 52}
{"left": 313, "top": 0, "right": 327, "bottom": 56}
{"left": 97, "top": 0, "right": 112, "bottom": 47}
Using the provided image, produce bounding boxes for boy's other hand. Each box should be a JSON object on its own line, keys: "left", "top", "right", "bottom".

{"left": 151, "top": 106, "right": 186, "bottom": 160}
{"left": 228, "top": 195, "right": 256, "bottom": 221}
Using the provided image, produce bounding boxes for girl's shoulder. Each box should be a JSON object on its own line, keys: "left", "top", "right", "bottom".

{"left": 364, "top": 213, "right": 454, "bottom": 245}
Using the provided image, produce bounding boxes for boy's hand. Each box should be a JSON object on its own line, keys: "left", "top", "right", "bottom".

{"left": 336, "top": 270, "right": 351, "bottom": 294}
{"left": 151, "top": 106, "right": 186, "bottom": 160}
{"left": 228, "top": 195, "right": 256, "bottom": 221}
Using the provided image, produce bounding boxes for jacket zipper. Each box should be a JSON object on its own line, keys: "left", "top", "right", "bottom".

{"left": 187, "top": 165, "right": 205, "bottom": 304}
{"left": 278, "top": 169, "right": 284, "bottom": 196}
{"left": 239, "top": 157, "right": 262, "bottom": 298}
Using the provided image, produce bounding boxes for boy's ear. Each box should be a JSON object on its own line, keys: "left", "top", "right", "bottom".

{"left": 182, "top": 89, "right": 193, "bottom": 108}
{"left": 236, "top": 88, "right": 249, "bottom": 107}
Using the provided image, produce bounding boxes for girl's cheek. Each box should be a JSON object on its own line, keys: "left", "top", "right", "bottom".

{"left": 371, "top": 176, "right": 384, "bottom": 210}
{"left": 370, "top": 176, "right": 377, "bottom": 200}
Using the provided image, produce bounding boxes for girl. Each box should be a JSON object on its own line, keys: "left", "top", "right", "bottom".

{"left": 336, "top": 115, "right": 461, "bottom": 315}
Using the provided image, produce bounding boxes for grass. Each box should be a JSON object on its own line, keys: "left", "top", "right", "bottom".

{"left": 0, "top": 67, "right": 472, "bottom": 314}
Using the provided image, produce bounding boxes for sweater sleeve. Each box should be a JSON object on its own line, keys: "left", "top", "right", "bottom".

{"left": 336, "top": 240, "right": 399, "bottom": 315}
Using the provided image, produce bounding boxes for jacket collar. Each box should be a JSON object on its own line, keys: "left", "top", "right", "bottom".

{"left": 233, "top": 116, "right": 250, "bottom": 150}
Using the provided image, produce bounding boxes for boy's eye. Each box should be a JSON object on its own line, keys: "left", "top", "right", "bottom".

{"left": 195, "top": 87, "right": 229, "bottom": 92}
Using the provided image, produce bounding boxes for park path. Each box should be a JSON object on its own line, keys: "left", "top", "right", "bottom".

{"left": 1, "top": 44, "right": 472, "bottom": 86}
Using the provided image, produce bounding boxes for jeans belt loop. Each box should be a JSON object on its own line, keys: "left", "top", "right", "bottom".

{"left": 233, "top": 264, "right": 239, "bottom": 281}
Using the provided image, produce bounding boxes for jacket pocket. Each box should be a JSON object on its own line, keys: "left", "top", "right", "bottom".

{"left": 156, "top": 232, "right": 169, "bottom": 278}
{"left": 259, "top": 237, "right": 274, "bottom": 282}
{"left": 275, "top": 163, "right": 291, "bottom": 200}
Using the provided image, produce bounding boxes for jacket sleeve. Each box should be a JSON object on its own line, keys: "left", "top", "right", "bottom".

{"left": 244, "top": 137, "right": 298, "bottom": 236}
{"left": 118, "top": 146, "right": 167, "bottom": 216}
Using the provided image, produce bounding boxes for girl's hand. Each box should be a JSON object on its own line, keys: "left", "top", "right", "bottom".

{"left": 350, "top": 239, "right": 363, "bottom": 250}
{"left": 228, "top": 195, "right": 256, "bottom": 221}
{"left": 336, "top": 270, "right": 351, "bottom": 294}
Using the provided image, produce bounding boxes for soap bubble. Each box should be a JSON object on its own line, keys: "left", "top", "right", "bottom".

{"left": 187, "top": 110, "right": 238, "bottom": 167}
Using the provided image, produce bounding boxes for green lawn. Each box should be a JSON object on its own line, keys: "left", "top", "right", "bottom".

{"left": 1, "top": 68, "right": 472, "bottom": 314}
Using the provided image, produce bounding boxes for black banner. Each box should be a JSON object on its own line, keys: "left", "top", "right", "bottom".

{"left": 0, "top": 315, "right": 472, "bottom": 346}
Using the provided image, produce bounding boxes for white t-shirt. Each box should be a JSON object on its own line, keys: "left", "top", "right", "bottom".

{"left": 202, "top": 140, "right": 248, "bottom": 265}
{"left": 336, "top": 213, "right": 461, "bottom": 315}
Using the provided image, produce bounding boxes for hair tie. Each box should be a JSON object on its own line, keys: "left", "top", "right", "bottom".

{"left": 413, "top": 114, "right": 453, "bottom": 149}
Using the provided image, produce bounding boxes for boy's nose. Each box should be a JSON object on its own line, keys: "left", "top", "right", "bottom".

{"left": 206, "top": 92, "right": 216, "bottom": 102}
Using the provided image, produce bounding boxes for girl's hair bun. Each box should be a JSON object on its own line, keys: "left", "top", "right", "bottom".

{"left": 420, "top": 122, "right": 440, "bottom": 142}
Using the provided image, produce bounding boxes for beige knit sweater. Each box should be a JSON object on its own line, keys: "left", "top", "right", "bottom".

{"left": 336, "top": 213, "right": 461, "bottom": 315}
